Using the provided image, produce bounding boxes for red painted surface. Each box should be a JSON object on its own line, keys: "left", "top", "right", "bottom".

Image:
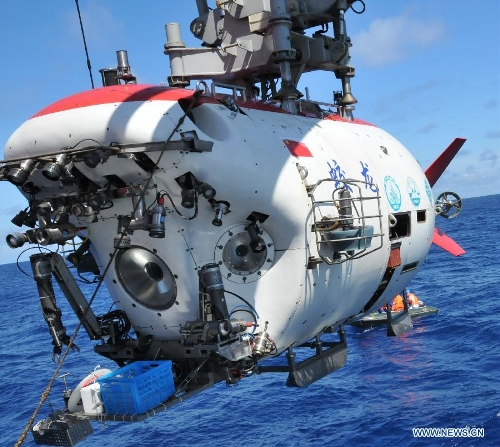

{"left": 323, "top": 114, "right": 376, "bottom": 126}
{"left": 194, "top": 96, "right": 289, "bottom": 114}
{"left": 283, "top": 139, "right": 313, "bottom": 157}
{"left": 31, "top": 85, "right": 193, "bottom": 118}
{"left": 432, "top": 227, "right": 466, "bottom": 256}
{"left": 30, "top": 83, "right": 375, "bottom": 128}
{"left": 425, "top": 138, "right": 467, "bottom": 187}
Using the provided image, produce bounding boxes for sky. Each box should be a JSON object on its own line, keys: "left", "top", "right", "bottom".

{"left": 0, "top": 0, "right": 498, "bottom": 265}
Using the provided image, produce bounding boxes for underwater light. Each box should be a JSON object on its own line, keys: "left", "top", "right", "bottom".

{"left": 7, "top": 159, "right": 36, "bottom": 186}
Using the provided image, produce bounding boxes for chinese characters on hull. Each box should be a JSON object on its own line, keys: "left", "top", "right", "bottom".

{"left": 327, "top": 159, "right": 379, "bottom": 193}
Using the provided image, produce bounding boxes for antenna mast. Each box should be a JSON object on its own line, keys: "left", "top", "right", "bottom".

{"left": 75, "top": 0, "right": 95, "bottom": 89}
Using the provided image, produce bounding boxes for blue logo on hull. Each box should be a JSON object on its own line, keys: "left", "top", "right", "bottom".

{"left": 424, "top": 178, "right": 433, "bottom": 204}
{"left": 384, "top": 175, "right": 401, "bottom": 211}
{"left": 406, "top": 177, "right": 421, "bottom": 207}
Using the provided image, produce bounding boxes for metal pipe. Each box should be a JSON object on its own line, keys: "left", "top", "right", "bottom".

{"left": 196, "top": 0, "right": 210, "bottom": 15}
{"left": 199, "top": 263, "right": 229, "bottom": 320}
{"left": 116, "top": 50, "right": 130, "bottom": 69}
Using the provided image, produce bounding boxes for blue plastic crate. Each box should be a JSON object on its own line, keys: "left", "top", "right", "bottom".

{"left": 97, "top": 361, "right": 175, "bottom": 414}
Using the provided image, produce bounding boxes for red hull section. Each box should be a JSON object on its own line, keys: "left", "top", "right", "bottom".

{"left": 425, "top": 138, "right": 466, "bottom": 187}
{"left": 432, "top": 227, "right": 466, "bottom": 256}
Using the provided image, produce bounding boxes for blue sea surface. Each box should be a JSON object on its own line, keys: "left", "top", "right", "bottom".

{"left": 0, "top": 195, "right": 499, "bottom": 446}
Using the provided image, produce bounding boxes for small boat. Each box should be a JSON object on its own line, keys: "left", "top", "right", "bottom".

{"left": 349, "top": 306, "right": 439, "bottom": 328}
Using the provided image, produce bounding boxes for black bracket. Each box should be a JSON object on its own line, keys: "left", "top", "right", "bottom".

{"left": 257, "top": 329, "right": 348, "bottom": 387}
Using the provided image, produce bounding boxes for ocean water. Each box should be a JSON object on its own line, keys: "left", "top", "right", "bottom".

{"left": 0, "top": 194, "right": 498, "bottom": 447}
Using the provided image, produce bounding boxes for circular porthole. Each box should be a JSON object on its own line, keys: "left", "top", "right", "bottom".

{"left": 215, "top": 224, "right": 275, "bottom": 284}
{"left": 115, "top": 247, "right": 177, "bottom": 310}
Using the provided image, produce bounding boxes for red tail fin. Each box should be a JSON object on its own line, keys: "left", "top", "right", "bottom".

{"left": 425, "top": 138, "right": 466, "bottom": 187}
{"left": 432, "top": 227, "right": 466, "bottom": 256}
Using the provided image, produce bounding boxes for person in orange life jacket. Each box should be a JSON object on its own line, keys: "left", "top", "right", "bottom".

{"left": 391, "top": 294, "right": 404, "bottom": 311}
{"left": 406, "top": 287, "right": 423, "bottom": 308}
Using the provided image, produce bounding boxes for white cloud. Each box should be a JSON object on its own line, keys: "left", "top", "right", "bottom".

{"left": 479, "top": 148, "right": 498, "bottom": 165}
{"left": 484, "top": 99, "right": 498, "bottom": 109}
{"left": 417, "top": 123, "right": 438, "bottom": 134}
{"left": 351, "top": 11, "right": 446, "bottom": 67}
{"left": 486, "top": 130, "right": 500, "bottom": 139}
{"left": 62, "top": 1, "right": 126, "bottom": 50}
{"left": 434, "top": 162, "right": 500, "bottom": 199}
